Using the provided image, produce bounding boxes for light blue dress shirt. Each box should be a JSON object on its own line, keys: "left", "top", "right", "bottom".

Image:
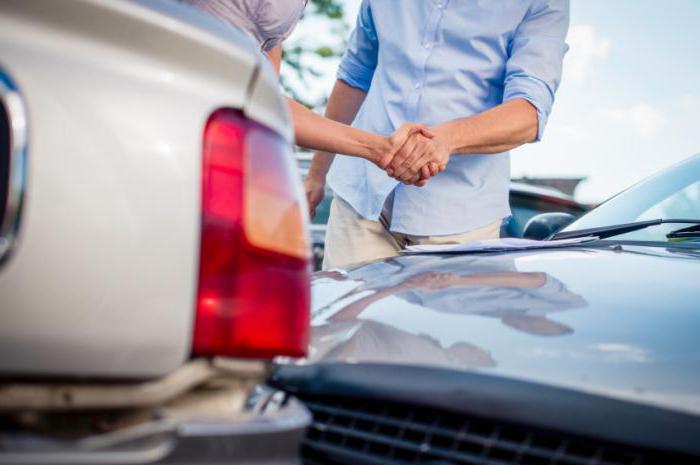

{"left": 326, "top": 0, "right": 569, "bottom": 236}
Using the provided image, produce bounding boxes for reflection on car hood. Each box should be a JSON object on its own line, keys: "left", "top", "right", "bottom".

{"left": 301, "top": 245, "right": 700, "bottom": 416}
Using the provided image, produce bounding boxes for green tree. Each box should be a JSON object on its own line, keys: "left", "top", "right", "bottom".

{"left": 281, "top": 0, "right": 348, "bottom": 108}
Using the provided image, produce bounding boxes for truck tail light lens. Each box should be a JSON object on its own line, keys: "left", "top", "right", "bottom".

{"left": 193, "top": 109, "right": 310, "bottom": 359}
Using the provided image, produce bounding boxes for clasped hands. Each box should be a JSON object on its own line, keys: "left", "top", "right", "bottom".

{"left": 371, "top": 123, "right": 450, "bottom": 187}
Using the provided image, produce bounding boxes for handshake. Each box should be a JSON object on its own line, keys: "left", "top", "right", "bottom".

{"left": 371, "top": 123, "right": 450, "bottom": 187}
{"left": 305, "top": 122, "right": 451, "bottom": 218}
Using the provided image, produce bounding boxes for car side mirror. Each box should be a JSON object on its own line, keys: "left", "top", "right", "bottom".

{"left": 522, "top": 212, "right": 576, "bottom": 240}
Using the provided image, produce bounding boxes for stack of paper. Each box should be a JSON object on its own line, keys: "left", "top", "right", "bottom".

{"left": 402, "top": 236, "right": 598, "bottom": 254}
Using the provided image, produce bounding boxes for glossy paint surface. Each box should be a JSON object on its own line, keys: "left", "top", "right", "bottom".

{"left": 305, "top": 245, "right": 700, "bottom": 416}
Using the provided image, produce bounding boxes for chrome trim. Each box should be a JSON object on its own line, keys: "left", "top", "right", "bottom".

{"left": 0, "top": 67, "right": 28, "bottom": 264}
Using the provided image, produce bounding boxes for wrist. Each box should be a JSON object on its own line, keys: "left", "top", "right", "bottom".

{"left": 433, "top": 124, "right": 458, "bottom": 155}
{"left": 306, "top": 169, "right": 326, "bottom": 186}
{"left": 363, "top": 134, "right": 391, "bottom": 164}
{"left": 306, "top": 153, "right": 332, "bottom": 184}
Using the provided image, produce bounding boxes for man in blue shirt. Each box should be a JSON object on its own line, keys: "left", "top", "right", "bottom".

{"left": 305, "top": 0, "right": 569, "bottom": 269}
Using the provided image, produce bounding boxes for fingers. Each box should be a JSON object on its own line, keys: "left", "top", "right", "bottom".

{"left": 407, "top": 165, "right": 431, "bottom": 187}
{"left": 384, "top": 125, "right": 445, "bottom": 186}
{"left": 406, "top": 161, "right": 437, "bottom": 186}
{"left": 391, "top": 135, "right": 431, "bottom": 180}
{"left": 402, "top": 123, "right": 435, "bottom": 139}
{"left": 402, "top": 173, "right": 421, "bottom": 185}
{"left": 408, "top": 172, "right": 427, "bottom": 186}
{"left": 428, "top": 162, "right": 440, "bottom": 176}
{"left": 388, "top": 123, "right": 435, "bottom": 157}
{"left": 387, "top": 126, "right": 411, "bottom": 157}
{"left": 403, "top": 123, "right": 434, "bottom": 139}
{"left": 416, "top": 126, "right": 435, "bottom": 139}
{"left": 384, "top": 124, "right": 436, "bottom": 175}
{"left": 386, "top": 137, "right": 418, "bottom": 177}
{"left": 400, "top": 122, "right": 434, "bottom": 138}
{"left": 403, "top": 158, "right": 444, "bottom": 186}
{"left": 304, "top": 180, "right": 324, "bottom": 219}
{"left": 307, "top": 196, "right": 317, "bottom": 219}
{"left": 388, "top": 124, "right": 420, "bottom": 157}
{"left": 391, "top": 147, "right": 444, "bottom": 185}
{"left": 398, "top": 149, "right": 431, "bottom": 182}
{"left": 307, "top": 195, "right": 317, "bottom": 218}
{"left": 393, "top": 149, "right": 423, "bottom": 181}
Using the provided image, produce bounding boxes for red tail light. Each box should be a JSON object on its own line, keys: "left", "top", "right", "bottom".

{"left": 193, "top": 109, "right": 310, "bottom": 359}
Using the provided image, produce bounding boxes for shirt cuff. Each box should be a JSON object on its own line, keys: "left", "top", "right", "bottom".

{"left": 337, "top": 53, "right": 374, "bottom": 92}
{"left": 503, "top": 76, "right": 554, "bottom": 142}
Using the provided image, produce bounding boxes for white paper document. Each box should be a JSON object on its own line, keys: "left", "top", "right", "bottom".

{"left": 402, "top": 236, "right": 598, "bottom": 254}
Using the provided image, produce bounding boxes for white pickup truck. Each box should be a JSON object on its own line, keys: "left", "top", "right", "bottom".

{"left": 0, "top": 0, "right": 311, "bottom": 463}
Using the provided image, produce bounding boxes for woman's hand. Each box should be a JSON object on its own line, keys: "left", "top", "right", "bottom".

{"left": 304, "top": 175, "right": 326, "bottom": 219}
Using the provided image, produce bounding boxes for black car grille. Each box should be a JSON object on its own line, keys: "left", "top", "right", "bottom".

{"left": 300, "top": 396, "right": 682, "bottom": 465}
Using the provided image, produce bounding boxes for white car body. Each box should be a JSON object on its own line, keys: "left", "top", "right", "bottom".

{"left": 0, "top": 0, "right": 290, "bottom": 378}
{"left": 0, "top": 1, "right": 309, "bottom": 463}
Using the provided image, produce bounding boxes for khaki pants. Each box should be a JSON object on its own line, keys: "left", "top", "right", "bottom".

{"left": 322, "top": 195, "right": 501, "bottom": 270}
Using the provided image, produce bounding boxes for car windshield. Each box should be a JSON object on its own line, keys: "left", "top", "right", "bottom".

{"left": 561, "top": 154, "right": 700, "bottom": 243}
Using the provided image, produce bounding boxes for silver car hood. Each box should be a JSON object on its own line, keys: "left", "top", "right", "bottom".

{"left": 299, "top": 245, "right": 700, "bottom": 416}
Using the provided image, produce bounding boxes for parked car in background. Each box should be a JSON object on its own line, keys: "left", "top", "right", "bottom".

{"left": 275, "top": 153, "right": 700, "bottom": 465}
{"left": 298, "top": 153, "right": 589, "bottom": 269}
{"left": 0, "top": 1, "right": 310, "bottom": 463}
{"left": 505, "top": 181, "right": 589, "bottom": 236}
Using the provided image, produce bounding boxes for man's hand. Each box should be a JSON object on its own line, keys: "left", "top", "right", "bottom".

{"left": 386, "top": 131, "right": 450, "bottom": 185}
{"left": 304, "top": 175, "right": 326, "bottom": 219}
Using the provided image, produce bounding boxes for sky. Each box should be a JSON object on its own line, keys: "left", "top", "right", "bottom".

{"left": 283, "top": 1, "right": 700, "bottom": 203}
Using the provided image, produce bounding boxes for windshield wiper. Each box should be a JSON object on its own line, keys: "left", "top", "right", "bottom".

{"left": 551, "top": 218, "right": 700, "bottom": 240}
{"left": 667, "top": 223, "right": 700, "bottom": 239}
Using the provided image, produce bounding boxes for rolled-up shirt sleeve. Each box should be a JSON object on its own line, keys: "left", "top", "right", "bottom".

{"left": 337, "top": 0, "right": 378, "bottom": 92}
{"left": 503, "top": 0, "right": 569, "bottom": 141}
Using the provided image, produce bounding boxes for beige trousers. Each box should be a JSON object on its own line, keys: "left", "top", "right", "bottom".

{"left": 322, "top": 195, "right": 501, "bottom": 270}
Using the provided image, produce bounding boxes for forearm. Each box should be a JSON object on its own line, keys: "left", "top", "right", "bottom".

{"left": 453, "top": 272, "right": 546, "bottom": 289}
{"left": 268, "top": 44, "right": 378, "bottom": 172}
{"left": 435, "top": 98, "right": 538, "bottom": 156}
{"left": 290, "top": 98, "right": 386, "bottom": 162}
{"left": 329, "top": 286, "right": 403, "bottom": 322}
{"left": 266, "top": 45, "right": 282, "bottom": 73}
{"left": 306, "top": 80, "right": 369, "bottom": 181}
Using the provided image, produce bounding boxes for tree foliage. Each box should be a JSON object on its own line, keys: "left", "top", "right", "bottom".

{"left": 281, "top": 0, "right": 348, "bottom": 108}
